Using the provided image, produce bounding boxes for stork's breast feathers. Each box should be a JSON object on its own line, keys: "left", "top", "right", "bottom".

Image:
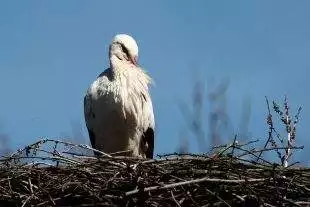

{"left": 85, "top": 68, "right": 154, "bottom": 128}
{"left": 84, "top": 66, "right": 155, "bottom": 158}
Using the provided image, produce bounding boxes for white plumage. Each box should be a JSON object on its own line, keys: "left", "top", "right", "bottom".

{"left": 84, "top": 34, "right": 155, "bottom": 158}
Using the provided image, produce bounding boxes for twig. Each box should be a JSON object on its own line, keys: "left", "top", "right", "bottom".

{"left": 230, "top": 135, "right": 238, "bottom": 159}
{"left": 28, "top": 178, "right": 34, "bottom": 194}
{"left": 204, "top": 187, "right": 231, "bottom": 207}
{"left": 283, "top": 96, "right": 292, "bottom": 168}
{"left": 170, "top": 190, "right": 181, "bottom": 207}
{"left": 126, "top": 177, "right": 268, "bottom": 196}
{"left": 21, "top": 196, "right": 31, "bottom": 207}
{"left": 257, "top": 96, "right": 279, "bottom": 161}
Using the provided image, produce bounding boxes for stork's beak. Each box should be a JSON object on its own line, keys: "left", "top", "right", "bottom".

{"left": 130, "top": 56, "right": 138, "bottom": 66}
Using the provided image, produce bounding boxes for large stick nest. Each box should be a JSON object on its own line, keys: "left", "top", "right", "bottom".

{"left": 0, "top": 139, "right": 309, "bottom": 207}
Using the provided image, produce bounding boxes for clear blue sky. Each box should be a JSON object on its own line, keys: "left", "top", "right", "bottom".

{"left": 0, "top": 1, "right": 309, "bottom": 164}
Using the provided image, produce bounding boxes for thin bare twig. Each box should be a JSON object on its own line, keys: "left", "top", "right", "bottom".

{"left": 126, "top": 177, "right": 268, "bottom": 196}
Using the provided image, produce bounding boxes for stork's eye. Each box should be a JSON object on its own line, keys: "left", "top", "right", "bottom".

{"left": 120, "top": 44, "right": 130, "bottom": 59}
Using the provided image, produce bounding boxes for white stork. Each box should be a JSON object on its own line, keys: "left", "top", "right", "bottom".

{"left": 84, "top": 34, "right": 155, "bottom": 158}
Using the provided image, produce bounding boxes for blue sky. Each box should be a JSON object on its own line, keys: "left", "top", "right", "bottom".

{"left": 0, "top": 1, "right": 309, "bottom": 164}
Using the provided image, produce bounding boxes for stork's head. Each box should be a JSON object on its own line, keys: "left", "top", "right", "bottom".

{"left": 109, "top": 34, "right": 139, "bottom": 66}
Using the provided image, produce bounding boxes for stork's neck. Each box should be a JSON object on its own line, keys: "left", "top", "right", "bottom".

{"left": 109, "top": 55, "right": 121, "bottom": 76}
{"left": 109, "top": 54, "right": 152, "bottom": 86}
{"left": 109, "top": 55, "right": 134, "bottom": 76}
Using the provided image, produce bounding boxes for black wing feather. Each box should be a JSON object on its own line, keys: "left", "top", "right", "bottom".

{"left": 141, "top": 127, "right": 155, "bottom": 159}
{"left": 88, "top": 128, "right": 96, "bottom": 148}
{"left": 88, "top": 128, "right": 101, "bottom": 157}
